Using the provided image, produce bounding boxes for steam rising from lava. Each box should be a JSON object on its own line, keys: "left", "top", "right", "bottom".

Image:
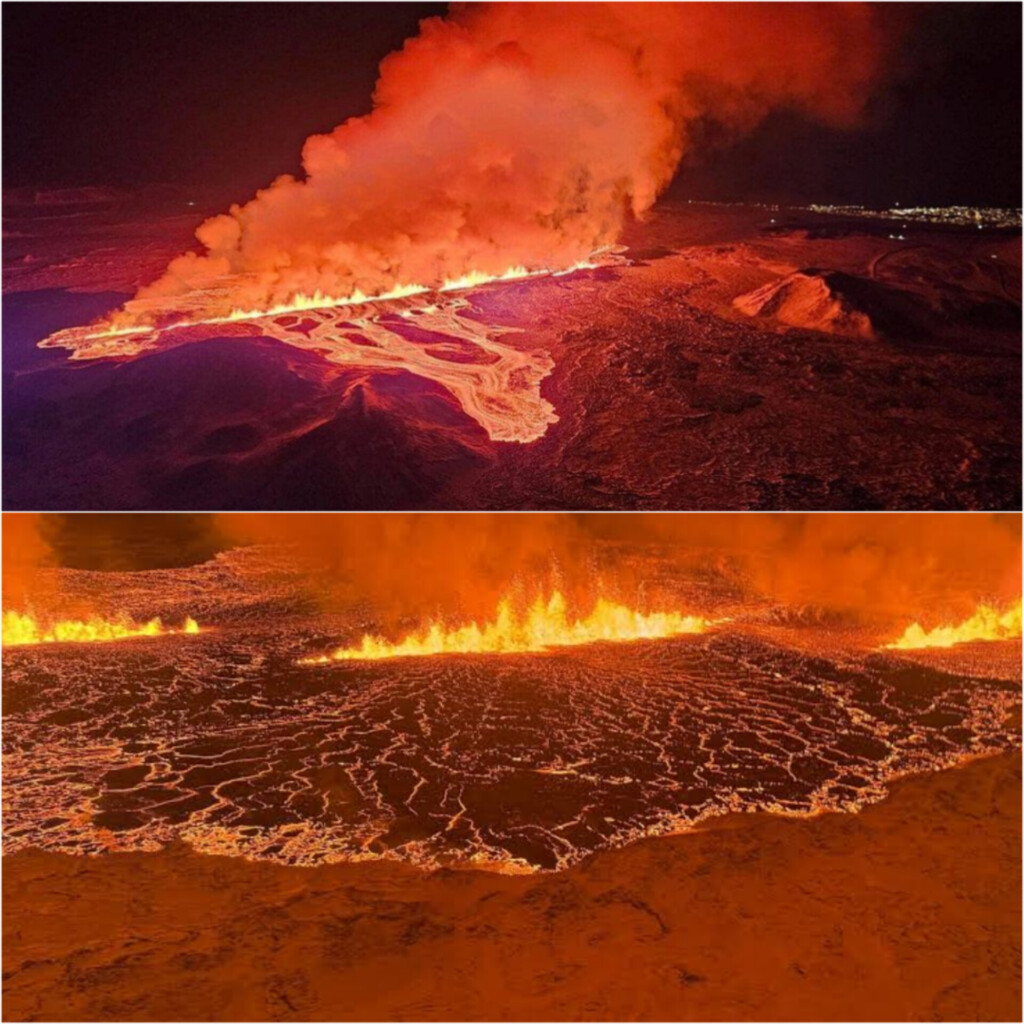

{"left": 219, "top": 513, "right": 1021, "bottom": 631}
{"left": 2, "top": 611, "right": 200, "bottom": 648}
{"left": 885, "top": 599, "right": 1023, "bottom": 651}
{"left": 86, "top": 2, "right": 889, "bottom": 332}
{"left": 6, "top": 514, "right": 1019, "bottom": 649}
{"left": 3, "top": 514, "right": 57, "bottom": 612}
{"left": 301, "top": 590, "right": 716, "bottom": 662}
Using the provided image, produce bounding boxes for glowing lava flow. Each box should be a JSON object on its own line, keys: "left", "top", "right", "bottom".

{"left": 38, "top": 257, "right": 614, "bottom": 444}
{"left": 302, "top": 592, "right": 716, "bottom": 663}
{"left": 42, "top": 259, "right": 602, "bottom": 346}
{"left": 884, "top": 599, "right": 1022, "bottom": 650}
{"left": 2, "top": 611, "right": 200, "bottom": 648}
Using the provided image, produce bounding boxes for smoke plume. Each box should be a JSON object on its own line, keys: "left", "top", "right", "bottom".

{"left": 2, "top": 514, "right": 55, "bottom": 611}
{"left": 115, "top": 2, "right": 890, "bottom": 324}
{"left": 4, "top": 514, "right": 1018, "bottom": 632}
{"left": 218, "top": 513, "right": 1022, "bottom": 628}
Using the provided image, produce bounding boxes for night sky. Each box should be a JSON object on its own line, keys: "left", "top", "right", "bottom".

{"left": 3, "top": 2, "right": 1021, "bottom": 206}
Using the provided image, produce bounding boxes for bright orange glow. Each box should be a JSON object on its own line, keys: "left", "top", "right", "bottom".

{"left": 49, "top": 259, "right": 601, "bottom": 346}
{"left": 38, "top": 257, "right": 610, "bottom": 445}
{"left": 884, "top": 599, "right": 1022, "bottom": 650}
{"left": 302, "top": 591, "right": 718, "bottom": 663}
{"left": 2, "top": 611, "right": 200, "bottom": 648}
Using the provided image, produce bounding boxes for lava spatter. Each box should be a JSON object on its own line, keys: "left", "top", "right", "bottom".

{"left": 2, "top": 610, "right": 200, "bottom": 647}
{"left": 300, "top": 590, "right": 718, "bottom": 662}
{"left": 885, "top": 599, "right": 1022, "bottom": 650}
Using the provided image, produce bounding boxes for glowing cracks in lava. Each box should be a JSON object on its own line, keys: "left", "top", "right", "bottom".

{"left": 884, "top": 599, "right": 1022, "bottom": 650}
{"left": 2, "top": 611, "right": 201, "bottom": 648}
{"left": 301, "top": 591, "right": 719, "bottom": 664}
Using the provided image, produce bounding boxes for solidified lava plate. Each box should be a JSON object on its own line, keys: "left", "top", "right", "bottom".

{"left": 3, "top": 550, "right": 1019, "bottom": 872}
{"left": 3, "top": 195, "right": 1021, "bottom": 510}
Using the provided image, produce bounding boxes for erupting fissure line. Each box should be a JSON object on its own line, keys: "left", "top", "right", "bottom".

{"left": 2, "top": 611, "right": 201, "bottom": 648}
{"left": 300, "top": 591, "right": 720, "bottom": 663}
{"left": 69, "top": 259, "right": 602, "bottom": 344}
{"left": 884, "top": 599, "right": 1022, "bottom": 650}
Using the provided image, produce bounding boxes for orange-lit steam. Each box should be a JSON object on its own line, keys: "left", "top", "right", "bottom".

{"left": 884, "top": 599, "right": 1023, "bottom": 651}
{"left": 2, "top": 611, "right": 200, "bottom": 648}
{"left": 302, "top": 591, "right": 716, "bottom": 662}
{"left": 220, "top": 513, "right": 1021, "bottom": 632}
{"left": 44, "top": 2, "right": 890, "bottom": 338}
{"left": 3, "top": 514, "right": 55, "bottom": 612}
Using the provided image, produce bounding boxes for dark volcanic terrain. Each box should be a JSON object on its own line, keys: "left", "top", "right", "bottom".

{"left": 3, "top": 194, "right": 1020, "bottom": 509}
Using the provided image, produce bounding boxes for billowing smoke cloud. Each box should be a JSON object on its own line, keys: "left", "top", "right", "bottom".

{"left": 636, "top": 514, "right": 1023, "bottom": 621}
{"left": 220, "top": 513, "right": 586, "bottom": 626}
{"left": 2, "top": 514, "right": 55, "bottom": 610}
{"left": 116, "top": 2, "right": 891, "bottom": 324}
{"left": 217, "top": 513, "right": 1022, "bottom": 628}
{"left": 5, "top": 514, "right": 1018, "bottom": 632}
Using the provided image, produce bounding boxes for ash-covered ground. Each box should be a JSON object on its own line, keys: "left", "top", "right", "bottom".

{"left": 3, "top": 190, "right": 1020, "bottom": 510}
{"left": 3, "top": 547, "right": 1019, "bottom": 872}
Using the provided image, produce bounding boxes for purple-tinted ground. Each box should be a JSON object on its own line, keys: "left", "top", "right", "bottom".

{"left": 3, "top": 189, "right": 1020, "bottom": 510}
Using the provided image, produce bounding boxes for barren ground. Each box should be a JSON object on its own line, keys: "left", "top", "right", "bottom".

{"left": 4, "top": 751, "right": 1020, "bottom": 1021}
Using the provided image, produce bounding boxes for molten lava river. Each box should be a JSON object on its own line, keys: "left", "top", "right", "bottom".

{"left": 37, "top": 260, "right": 615, "bottom": 444}
{"left": 3, "top": 548, "right": 1019, "bottom": 872}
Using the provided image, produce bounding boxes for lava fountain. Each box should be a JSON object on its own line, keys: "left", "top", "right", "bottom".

{"left": 884, "top": 599, "right": 1023, "bottom": 650}
{"left": 2, "top": 611, "right": 201, "bottom": 648}
{"left": 301, "top": 590, "right": 718, "bottom": 662}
